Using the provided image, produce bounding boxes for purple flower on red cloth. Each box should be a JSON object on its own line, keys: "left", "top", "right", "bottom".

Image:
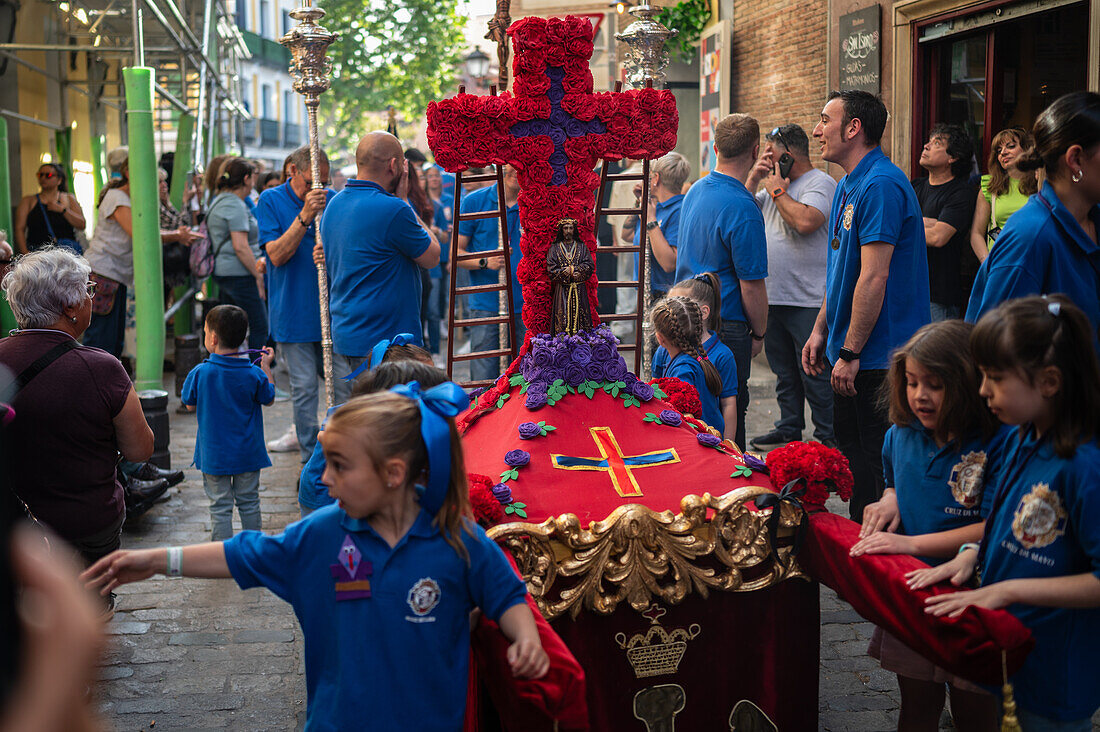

{"left": 491, "top": 483, "right": 513, "bottom": 504}
{"left": 518, "top": 422, "right": 542, "bottom": 440}
{"left": 570, "top": 342, "right": 593, "bottom": 365}
{"left": 525, "top": 391, "right": 548, "bottom": 409}
{"left": 606, "top": 357, "right": 629, "bottom": 382}
{"left": 531, "top": 346, "right": 554, "bottom": 370}
{"left": 583, "top": 360, "right": 604, "bottom": 383}
{"left": 744, "top": 452, "right": 769, "bottom": 473}
{"left": 590, "top": 339, "right": 616, "bottom": 364}
{"left": 697, "top": 433, "right": 722, "bottom": 448}
{"left": 504, "top": 449, "right": 531, "bottom": 467}
{"left": 629, "top": 380, "right": 655, "bottom": 401}
{"left": 659, "top": 409, "right": 682, "bottom": 427}
{"left": 563, "top": 363, "right": 587, "bottom": 387}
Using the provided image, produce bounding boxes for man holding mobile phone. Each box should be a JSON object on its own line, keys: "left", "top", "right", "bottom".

{"left": 745, "top": 124, "right": 837, "bottom": 451}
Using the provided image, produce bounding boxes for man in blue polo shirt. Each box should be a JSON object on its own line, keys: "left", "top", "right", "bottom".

{"left": 255, "top": 145, "right": 335, "bottom": 462}
{"left": 676, "top": 113, "right": 769, "bottom": 449}
{"left": 622, "top": 152, "right": 689, "bottom": 300}
{"left": 456, "top": 165, "right": 523, "bottom": 383}
{"left": 317, "top": 132, "right": 440, "bottom": 403}
{"left": 803, "top": 90, "right": 930, "bottom": 523}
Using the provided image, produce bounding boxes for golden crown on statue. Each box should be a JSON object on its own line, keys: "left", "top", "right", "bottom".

{"left": 615, "top": 605, "right": 701, "bottom": 679}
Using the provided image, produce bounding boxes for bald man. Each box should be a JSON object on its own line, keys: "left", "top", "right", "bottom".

{"left": 318, "top": 131, "right": 440, "bottom": 402}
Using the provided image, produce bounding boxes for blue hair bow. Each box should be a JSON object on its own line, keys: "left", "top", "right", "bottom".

{"left": 389, "top": 380, "right": 469, "bottom": 515}
{"left": 342, "top": 332, "right": 417, "bottom": 383}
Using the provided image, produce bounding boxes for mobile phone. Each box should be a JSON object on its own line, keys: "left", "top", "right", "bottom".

{"left": 778, "top": 153, "right": 795, "bottom": 180}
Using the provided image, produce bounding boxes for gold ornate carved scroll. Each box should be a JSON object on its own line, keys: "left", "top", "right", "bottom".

{"left": 487, "top": 486, "right": 807, "bottom": 621}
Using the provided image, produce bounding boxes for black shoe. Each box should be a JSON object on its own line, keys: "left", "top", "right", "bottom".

{"left": 818, "top": 437, "right": 839, "bottom": 450}
{"left": 749, "top": 429, "right": 799, "bottom": 450}
{"left": 124, "top": 477, "right": 169, "bottom": 518}
{"left": 131, "top": 462, "right": 185, "bottom": 488}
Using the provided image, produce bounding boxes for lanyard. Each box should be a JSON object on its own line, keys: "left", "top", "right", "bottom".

{"left": 831, "top": 186, "right": 852, "bottom": 250}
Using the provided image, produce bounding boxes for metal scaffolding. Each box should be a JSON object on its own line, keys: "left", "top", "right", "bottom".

{"left": 0, "top": 0, "right": 253, "bottom": 171}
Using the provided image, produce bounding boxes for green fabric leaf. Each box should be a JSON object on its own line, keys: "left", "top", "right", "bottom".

{"left": 508, "top": 374, "right": 526, "bottom": 386}
{"left": 514, "top": 507, "right": 527, "bottom": 519}
{"left": 652, "top": 385, "right": 668, "bottom": 399}
{"left": 495, "top": 393, "right": 509, "bottom": 409}
{"left": 499, "top": 469, "right": 519, "bottom": 481}
{"left": 512, "top": 502, "right": 526, "bottom": 509}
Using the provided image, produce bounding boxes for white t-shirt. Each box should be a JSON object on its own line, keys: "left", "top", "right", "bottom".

{"left": 85, "top": 187, "right": 134, "bottom": 288}
{"left": 755, "top": 167, "right": 836, "bottom": 308}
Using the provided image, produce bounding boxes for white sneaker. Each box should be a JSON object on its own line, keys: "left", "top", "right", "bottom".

{"left": 267, "top": 426, "right": 299, "bottom": 453}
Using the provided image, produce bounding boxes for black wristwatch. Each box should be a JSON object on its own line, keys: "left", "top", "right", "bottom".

{"left": 750, "top": 329, "right": 765, "bottom": 341}
{"left": 478, "top": 257, "right": 488, "bottom": 270}
{"left": 646, "top": 220, "right": 660, "bottom": 231}
{"left": 838, "top": 347, "right": 861, "bottom": 362}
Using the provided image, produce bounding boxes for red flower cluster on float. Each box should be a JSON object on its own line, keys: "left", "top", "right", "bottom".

{"left": 468, "top": 472, "right": 505, "bottom": 527}
{"left": 765, "top": 441, "right": 854, "bottom": 513}
{"left": 647, "top": 377, "right": 702, "bottom": 420}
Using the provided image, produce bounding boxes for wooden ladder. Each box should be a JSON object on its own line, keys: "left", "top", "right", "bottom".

{"left": 445, "top": 157, "right": 518, "bottom": 388}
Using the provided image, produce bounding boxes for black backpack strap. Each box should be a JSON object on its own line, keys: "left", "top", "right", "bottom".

{"left": 15, "top": 338, "right": 80, "bottom": 390}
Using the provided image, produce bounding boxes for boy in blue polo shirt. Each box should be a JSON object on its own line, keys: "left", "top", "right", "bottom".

{"left": 182, "top": 305, "right": 276, "bottom": 540}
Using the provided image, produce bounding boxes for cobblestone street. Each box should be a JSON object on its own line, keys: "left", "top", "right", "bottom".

{"left": 91, "top": 351, "right": 1093, "bottom": 731}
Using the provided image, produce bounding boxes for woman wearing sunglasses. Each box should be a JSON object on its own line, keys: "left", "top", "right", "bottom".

{"left": 13, "top": 163, "right": 86, "bottom": 255}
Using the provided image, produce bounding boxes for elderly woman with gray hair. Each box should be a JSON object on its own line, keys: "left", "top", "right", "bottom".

{"left": 0, "top": 247, "right": 153, "bottom": 566}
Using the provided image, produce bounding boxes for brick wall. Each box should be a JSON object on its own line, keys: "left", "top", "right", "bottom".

{"left": 728, "top": 0, "right": 831, "bottom": 171}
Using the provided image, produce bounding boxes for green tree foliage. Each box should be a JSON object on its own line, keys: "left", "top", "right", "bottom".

{"left": 657, "top": 0, "right": 712, "bottom": 63}
{"left": 320, "top": 0, "right": 467, "bottom": 151}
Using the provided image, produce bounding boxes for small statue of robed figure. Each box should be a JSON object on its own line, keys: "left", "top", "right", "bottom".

{"left": 547, "top": 218, "right": 595, "bottom": 335}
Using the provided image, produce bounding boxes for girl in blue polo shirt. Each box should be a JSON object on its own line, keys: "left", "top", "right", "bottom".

{"left": 651, "top": 296, "right": 724, "bottom": 431}
{"left": 915, "top": 296, "right": 1100, "bottom": 730}
{"left": 652, "top": 273, "right": 739, "bottom": 440}
{"left": 83, "top": 383, "right": 549, "bottom": 730}
{"left": 851, "top": 320, "right": 1008, "bottom": 730}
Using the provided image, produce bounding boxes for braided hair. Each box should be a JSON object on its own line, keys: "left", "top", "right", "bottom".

{"left": 651, "top": 296, "right": 722, "bottom": 396}
{"left": 670, "top": 272, "right": 722, "bottom": 332}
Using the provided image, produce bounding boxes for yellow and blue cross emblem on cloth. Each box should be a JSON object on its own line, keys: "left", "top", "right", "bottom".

{"left": 551, "top": 426, "right": 680, "bottom": 498}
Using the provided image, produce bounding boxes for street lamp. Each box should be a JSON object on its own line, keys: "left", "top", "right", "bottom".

{"left": 464, "top": 47, "right": 491, "bottom": 80}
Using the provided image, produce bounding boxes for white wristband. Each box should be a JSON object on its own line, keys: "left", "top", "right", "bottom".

{"left": 958, "top": 542, "right": 980, "bottom": 555}
{"left": 166, "top": 546, "right": 183, "bottom": 576}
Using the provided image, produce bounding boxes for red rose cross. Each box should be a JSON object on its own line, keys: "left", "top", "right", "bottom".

{"left": 427, "top": 15, "right": 678, "bottom": 337}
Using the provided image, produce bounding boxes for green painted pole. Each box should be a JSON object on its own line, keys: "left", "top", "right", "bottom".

{"left": 0, "top": 117, "right": 16, "bottom": 334}
{"left": 169, "top": 113, "right": 195, "bottom": 335}
{"left": 124, "top": 67, "right": 165, "bottom": 391}
{"left": 169, "top": 113, "right": 193, "bottom": 210}
{"left": 90, "top": 133, "right": 108, "bottom": 207}
{"left": 55, "top": 128, "right": 73, "bottom": 182}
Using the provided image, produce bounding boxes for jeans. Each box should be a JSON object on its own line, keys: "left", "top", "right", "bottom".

{"left": 214, "top": 274, "right": 269, "bottom": 351}
{"left": 930, "top": 302, "right": 960, "bottom": 322}
{"left": 279, "top": 341, "right": 323, "bottom": 462}
{"left": 833, "top": 368, "right": 889, "bottom": 524}
{"left": 1014, "top": 709, "right": 1092, "bottom": 732}
{"left": 468, "top": 308, "right": 525, "bottom": 383}
{"left": 84, "top": 282, "right": 127, "bottom": 357}
{"left": 332, "top": 353, "right": 367, "bottom": 405}
{"left": 202, "top": 470, "right": 261, "bottom": 541}
{"left": 717, "top": 320, "right": 752, "bottom": 450}
{"left": 427, "top": 274, "right": 448, "bottom": 354}
{"left": 764, "top": 305, "right": 834, "bottom": 442}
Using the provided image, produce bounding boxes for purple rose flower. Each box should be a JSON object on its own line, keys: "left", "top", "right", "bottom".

{"left": 550, "top": 170, "right": 568, "bottom": 186}
{"left": 530, "top": 119, "right": 552, "bottom": 136}
{"left": 584, "top": 360, "right": 604, "bottom": 383}
{"left": 548, "top": 127, "right": 567, "bottom": 146}
{"left": 504, "top": 449, "right": 531, "bottom": 468}
{"left": 492, "top": 483, "right": 513, "bottom": 504}
{"left": 605, "top": 358, "right": 629, "bottom": 382}
{"left": 563, "top": 363, "right": 587, "bottom": 387}
{"left": 545, "top": 66, "right": 565, "bottom": 82}
{"left": 564, "top": 118, "right": 591, "bottom": 138}
{"left": 525, "top": 390, "right": 548, "bottom": 409}
{"left": 518, "top": 422, "right": 542, "bottom": 440}
{"left": 531, "top": 345, "right": 554, "bottom": 369}
{"left": 590, "top": 340, "right": 616, "bottom": 364}
{"left": 510, "top": 120, "right": 533, "bottom": 136}
{"left": 744, "top": 452, "right": 769, "bottom": 472}
{"left": 571, "top": 342, "right": 593, "bottom": 365}
{"left": 548, "top": 348, "right": 572, "bottom": 375}
{"left": 549, "top": 106, "right": 569, "bottom": 125}
{"left": 548, "top": 85, "right": 566, "bottom": 105}
{"left": 629, "top": 380, "right": 654, "bottom": 401}
{"left": 659, "top": 409, "right": 682, "bottom": 427}
{"left": 549, "top": 150, "right": 569, "bottom": 167}
{"left": 697, "top": 433, "right": 722, "bottom": 448}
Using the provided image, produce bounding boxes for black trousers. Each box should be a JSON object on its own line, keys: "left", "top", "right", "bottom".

{"left": 832, "top": 368, "right": 889, "bottom": 524}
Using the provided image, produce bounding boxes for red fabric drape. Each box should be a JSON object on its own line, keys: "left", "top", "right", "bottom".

{"left": 801, "top": 511, "right": 1033, "bottom": 685}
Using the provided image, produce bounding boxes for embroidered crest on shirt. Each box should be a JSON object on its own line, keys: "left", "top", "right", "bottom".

{"left": 330, "top": 534, "right": 372, "bottom": 601}
{"left": 948, "top": 451, "right": 986, "bottom": 508}
{"left": 406, "top": 577, "right": 441, "bottom": 622}
{"left": 1011, "top": 483, "right": 1067, "bottom": 549}
{"left": 842, "top": 203, "right": 854, "bottom": 231}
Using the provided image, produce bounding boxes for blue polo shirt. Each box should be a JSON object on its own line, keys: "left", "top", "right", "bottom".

{"left": 662, "top": 352, "right": 724, "bottom": 434}
{"left": 180, "top": 354, "right": 275, "bottom": 475}
{"left": 675, "top": 171, "right": 768, "bottom": 323}
{"left": 320, "top": 180, "right": 432, "bottom": 357}
{"left": 633, "top": 194, "right": 684, "bottom": 294}
{"left": 224, "top": 505, "right": 527, "bottom": 731}
{"left": 977, "top": 429, "right": 1100, "bottom": 721}
{"left": 427, "top": 193, "right": 454, "bottom": 278}
{"left": 882, "top": 422, "right": 1012, "bottom": 565}
{"left": 825, "top": 147, "right": 930, "bottom": 369}
{"left": 255, "top": 181, "right": 336, "bottom": 343}
{"left": 966, "top": 181, "right": 1100, "bottom": 343}
{"left": 298, "top": 405, "right": 338, "bottom": 510}
{"left": 652, "top": 331, "right": 738, "bottom": 401}
{"left": 457, "top": 183, "right": 523, "bottom": 314}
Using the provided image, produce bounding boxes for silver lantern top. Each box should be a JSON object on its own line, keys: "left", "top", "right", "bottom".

{"left": 279, "top": 2, "right": 336, "bottom": 103}
{"left": 615, "top": 4, "right": 678, "bottom": 89}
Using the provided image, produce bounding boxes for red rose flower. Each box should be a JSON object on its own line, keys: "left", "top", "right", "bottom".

{"left": 565, "top": 36, "right": 594, "bottom": 60}
{"left": 765, "top": 441, "right": 854, "bottom": 513}
{"left": 468, "top": 473, "right": 505, "bottom": 526}
{"left": 648, "top": 377, "right": 703, "bottom": 418}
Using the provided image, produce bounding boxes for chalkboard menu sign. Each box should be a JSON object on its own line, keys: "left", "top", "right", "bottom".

{"left": 839, "top": 5, "right": 881, "bottom": 94}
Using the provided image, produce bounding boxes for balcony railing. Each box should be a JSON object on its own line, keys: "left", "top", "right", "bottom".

{"left": 283, "top": 122, "right": 301, "bottom": 147}
{"left": 241, "top": 119, "right": 257, "bottom": 144}
{"left": 260, "top": 118, "right": 280, "bottom": 146}
{"left": 241, "top": 30, "right": 291, "bottom": 68}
